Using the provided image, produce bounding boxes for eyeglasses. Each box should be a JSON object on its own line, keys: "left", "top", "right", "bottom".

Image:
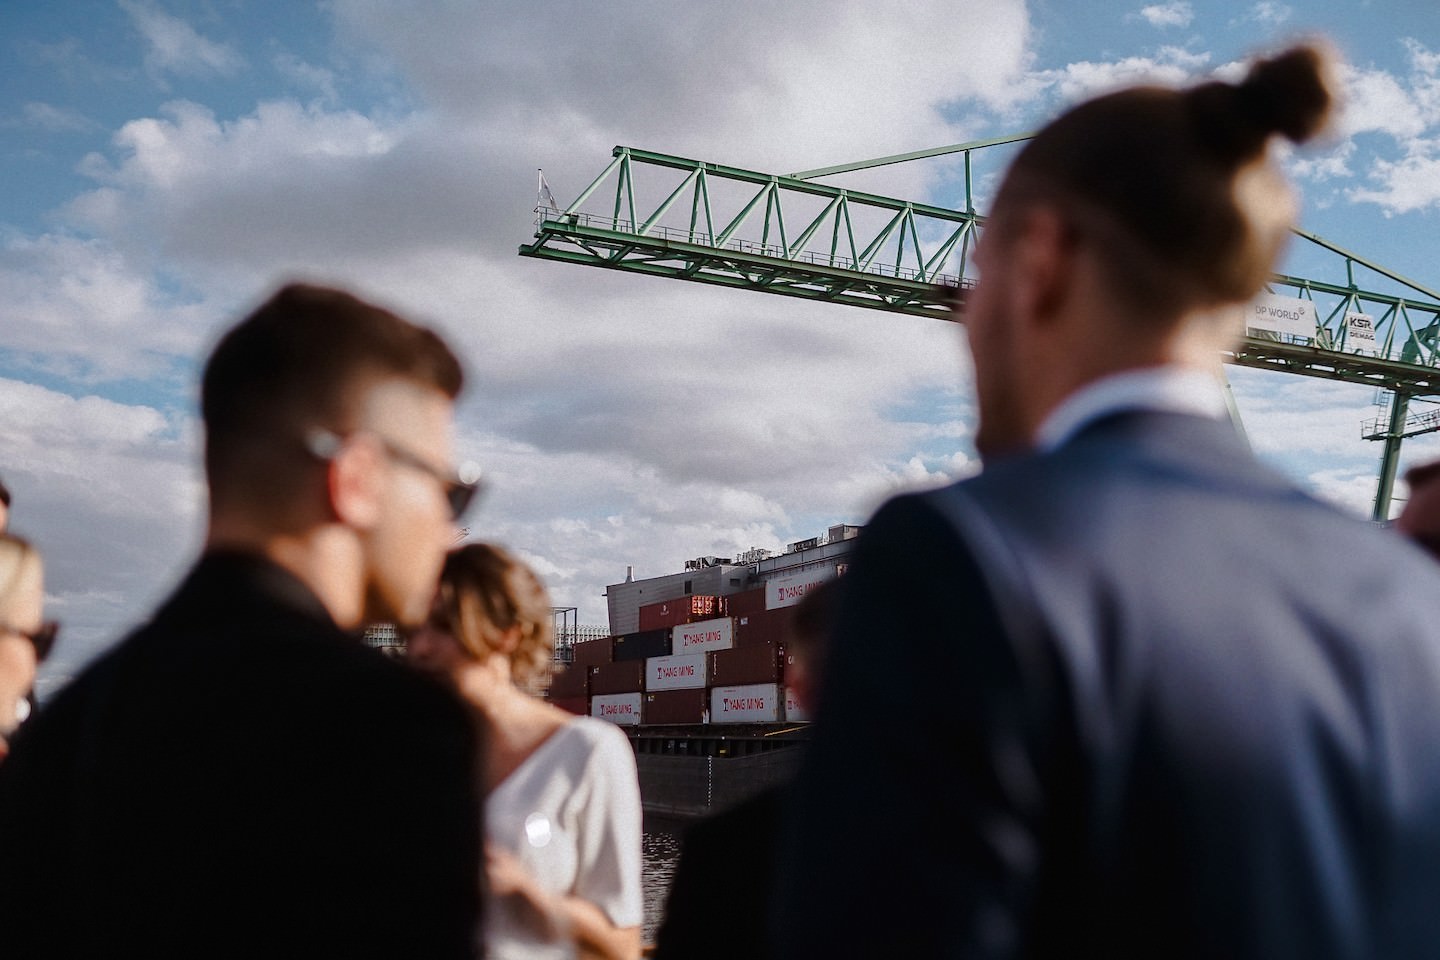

{"left": 1, "top": 621, "right": 58, "bottom": 662}
{"left": 306, "top": 429, "right": 483, "bottom": 521}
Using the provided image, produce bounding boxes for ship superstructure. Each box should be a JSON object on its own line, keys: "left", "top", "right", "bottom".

{"left": 545, "top": 525, "right": 859, "bottom": 817}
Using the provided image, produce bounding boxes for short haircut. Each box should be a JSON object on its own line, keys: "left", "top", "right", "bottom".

{"left": 432, "top": 543, "right": 555, "bottom": 690}
{"left": 991, "top": 44, "right": 1335, "bottom": 322}
{"left": 201, "top": 283, "right": 463, "bottom": 508}
{"left": 0, "top": 477, "right": 10, "bottom": 508}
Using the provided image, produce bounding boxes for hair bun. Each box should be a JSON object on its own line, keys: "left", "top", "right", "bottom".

{"left": 1236, "top": 44, "right": 1335, "bottom": 145}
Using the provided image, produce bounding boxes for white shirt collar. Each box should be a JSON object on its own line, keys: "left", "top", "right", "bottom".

{"left": 1033, "top": 366, "right": 1230, "bottom": 453}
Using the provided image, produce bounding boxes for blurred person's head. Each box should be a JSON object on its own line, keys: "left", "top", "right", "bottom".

{"left": 0, "top": 535, "right": 49, "bottom": 757}
{"left": 0, "top": 477, "right": 10, "bottom": 533}
{"left": 964, "top": 43, "right": 1337, "bottom": 459}
{"left": 787, "top": 578, "right": 841, "bottom": 715}
{"left": 1398, "top": 459, "right": 1440, "bottom": 560}
{"left": 408, "top": 543, "right": 555, "bottom": 692}
{"left": 202, "top": 283, "right": 473, "bottom": 629}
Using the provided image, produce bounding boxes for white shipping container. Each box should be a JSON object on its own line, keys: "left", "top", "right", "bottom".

{"left": 646, "top": 653, "right": 708, "bottom": 691}
{"left": 766, "top": 568, "right": 836, "bottom": 610}
{"left": 672, "top": 616, "right": 734, "bottom": 655}
{"left": 784, "top": 686, "right": 810, "bottom": 722}
{"left": 591, "top": 692, "right": 643, "bottom": 726}
{"left": 711, "top": 683, "right": 781, "bottom": 723}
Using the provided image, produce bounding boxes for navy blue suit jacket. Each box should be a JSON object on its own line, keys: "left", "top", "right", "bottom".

{"left": 778, "top": 411, "right": 1440, "bottom": 958}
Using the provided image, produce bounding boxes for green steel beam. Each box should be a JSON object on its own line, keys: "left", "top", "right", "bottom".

{"left": 788, "top": 132, "right": 1037, "bottom": 180}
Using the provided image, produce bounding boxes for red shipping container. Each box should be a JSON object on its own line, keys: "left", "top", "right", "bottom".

{"left": 546, "top": 663, "right": 589, "bottom": 699}
{"left": 734, "top": 607, "right": 792, "bottom": 648}
{"left": 725, "top": 587, "right": 768, "bottom": 618}
{"left": 589, "top": 660, "right": 645, "bottom": 695}
{"left": 709, "top": 640, "right": 783, "bottom": 687}
{"left": 571, "top": 636, "right": 614, "bottom": 667}
{"left": 550, "top": 696, "right": 587, "bottom": 717}
{"left": 643, "top": 688, "right": 708, "bottom": 725}
{"left": 638, "top": 595, "right": 723, "bottom": 631}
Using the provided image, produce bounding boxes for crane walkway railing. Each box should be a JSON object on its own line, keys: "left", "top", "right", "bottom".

{"left": 1362, "top": 404, "right": 1440, "bottom": 441}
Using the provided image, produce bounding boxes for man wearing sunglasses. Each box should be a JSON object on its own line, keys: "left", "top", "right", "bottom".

{"left": 0, "top": 284, "right": 485, "bottom": 958}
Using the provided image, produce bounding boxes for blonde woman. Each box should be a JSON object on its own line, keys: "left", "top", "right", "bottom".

{"left": 408, "top": 543, "right": 642, "bottom": 960}
{"left": 0, "top": 534, "right": 52, "bottom": 760}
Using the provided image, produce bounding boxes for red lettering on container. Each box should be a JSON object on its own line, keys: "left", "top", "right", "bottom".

{"left": 721, "top": 697, "right": 768, "bottom": 711}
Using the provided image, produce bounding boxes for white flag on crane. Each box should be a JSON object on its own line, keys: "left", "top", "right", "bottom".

{"left": 537, "top": 170, "right": 561, "bottom": 214}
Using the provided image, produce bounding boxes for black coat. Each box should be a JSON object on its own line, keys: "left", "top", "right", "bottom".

{"left": 778, "top": 411, "right": 1440, "bottom": 959}
{"left": 0, "top": 551, "right": 482, "bottom": 958}
{"left": 654, "top": 784, "right": 786, "bottom": 960}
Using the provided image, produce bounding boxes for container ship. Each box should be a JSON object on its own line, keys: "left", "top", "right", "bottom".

{"left": 544, "top": 524, "right": 859, "bottom": 820}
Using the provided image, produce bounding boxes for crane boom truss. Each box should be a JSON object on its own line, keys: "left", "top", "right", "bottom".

{"left": 519, "top": 145, "right": 1440, "bottom": 397}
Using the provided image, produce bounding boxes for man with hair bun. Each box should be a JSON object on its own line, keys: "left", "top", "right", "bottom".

{"left": 780, "top": 45, "right": 1440, "bottom": 958}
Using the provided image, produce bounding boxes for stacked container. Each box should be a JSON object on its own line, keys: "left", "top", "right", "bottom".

{"left": 710, "top": 683, "right": 781, "bottom": 722}
{"left": 548, "top": 580, "right": 827, "bottom": 725}
{"left": 638, "top": 595, "right": 723, "bottom": 631}
{"left": 591, "top": 692, "right": 643, "bottom": 725}
{"left": 671, "top": 617, "right": 735, "bottom": 656}
{"left": 612, "top": 629, "right": 671, "bottom": 662}
{"left": 643, "top": 688, "right": 708, "bottom": 724}
{"left": 589, "top": 660, "right": 645, "bottom": 696}
{"left": 709, "top": 641, "right": 782, "bottom": 687}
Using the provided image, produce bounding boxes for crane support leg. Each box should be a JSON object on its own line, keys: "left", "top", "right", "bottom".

{"left": 1374, "top": 391, "right": 1410, "bottom": 522}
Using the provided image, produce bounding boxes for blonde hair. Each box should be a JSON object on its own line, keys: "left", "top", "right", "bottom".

{"left": 0, "top": 535, "right": 41, "bottom": 625}
{"left": 434, "top": 543, "right": 555, "bottom": 689}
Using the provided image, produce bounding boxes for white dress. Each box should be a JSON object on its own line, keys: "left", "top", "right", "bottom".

{"left": 484, "top": 716, "right": 644, "bottom": 960}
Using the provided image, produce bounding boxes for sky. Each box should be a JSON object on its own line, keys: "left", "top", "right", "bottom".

{"left": 4, "top": 0, "right": 1440, "bottom": 692}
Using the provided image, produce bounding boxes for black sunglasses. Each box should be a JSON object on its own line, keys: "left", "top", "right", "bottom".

{"left": 3, "top": 621, "right": 58, "bottom": 662}
{"left": 306, "top": 429, "right": 483, "bottom": 521}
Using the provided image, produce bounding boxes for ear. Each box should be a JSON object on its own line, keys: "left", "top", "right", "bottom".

{"left": 494, "top": 624, "right": 523, "bottom": 655}
{"left": 328, "top": 435, "right": 385, "bottom": 530}
{"left": 1009, "top": 206, "right": 1076, "bottom": 329}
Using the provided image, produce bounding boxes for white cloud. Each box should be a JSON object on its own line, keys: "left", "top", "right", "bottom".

{"left": 1027, "top": 46, "right": 1211, "bottom": 105}
{"left": 0, "top": 379, "right": 203, "bottom": 680}
{"left": 1289, "top": 139, "right": 1353, "bottom": 182}
{"left": 19, "top": 102, "right": 95, "bottom": 133}
{"left": 1233, "top": 1, "right": 1293, "bottom": 27}
{"left": 120, "top": 0, "right": 246, "bottom": 80}
{"left": 1310, "top": 42, "right": 1440, "bottom": 215}
{"left": 0, "top": 231, "right": 211, "bottom": 382}
{"left": 1135, "top": 2, "right": 1194, "bottom": 29}
{"left": 1349, "top": 142, "right": 1440, "bottom": 215}
{"left": 1340, "top": 65, "right": 1430, "bottom": 140}
{"left": 328, "top": 0, "right": 1034, "bottom": 194}
{"left": 273, "top": 52, "right": 339, "bottom": 104}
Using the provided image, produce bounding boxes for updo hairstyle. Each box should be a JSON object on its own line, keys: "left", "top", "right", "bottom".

{"left": 990, "top": 43, "right": 1337, "bottom": 322}
{"left": 433, "top": 543, "right": 555, "bottom": 689}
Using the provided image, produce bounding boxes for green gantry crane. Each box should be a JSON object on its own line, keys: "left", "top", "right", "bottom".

{"left": 520, "top": 138, "right": 1440, "bottom": 520}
